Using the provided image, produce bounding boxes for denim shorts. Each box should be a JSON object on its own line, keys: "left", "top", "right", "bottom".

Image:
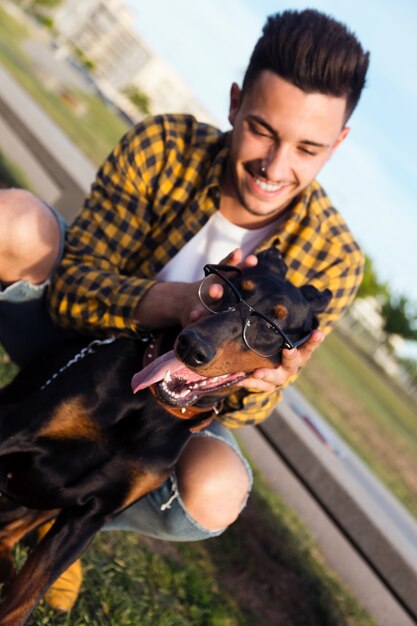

{"left": 0, "top": 203, "right": 253, "bottom": 541}
{"left": 106, "top": 420, "right": 253, "bottom": 540}
{"left": 0, "top": 205, "right": 78, "bottom": 367}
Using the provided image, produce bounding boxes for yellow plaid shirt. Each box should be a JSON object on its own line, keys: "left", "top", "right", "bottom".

{"left": 48, "top": 114, "right": 364, "bottom": 428}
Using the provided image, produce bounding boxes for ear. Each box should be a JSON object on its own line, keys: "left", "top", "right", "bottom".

{"left": 228, "top": 82, "right": 241, "bottom": 126}
{"left": 300, "top": 284, "right": 332, "bottom": 313}
{"left": 328, "top": 126, "right": 350, "bottom": 160}
{"left": 256, "top": 247, "right": 288, "bottom": 278}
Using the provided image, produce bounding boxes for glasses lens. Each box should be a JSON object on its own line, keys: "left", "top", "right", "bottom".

{"left": 244, "top": 312, "right": 284, "bottom": 357}
{"left": 199, "top": 273, "right": 240, "bottom": 313}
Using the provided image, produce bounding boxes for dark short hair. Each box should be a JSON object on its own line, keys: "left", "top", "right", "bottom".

{"left": 242, "top": 9, "right": 370, "bottom": 122}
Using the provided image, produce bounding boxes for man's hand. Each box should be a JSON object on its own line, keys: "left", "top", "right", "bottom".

{"left": 186, "top": 248, "right": 258, "bottom": 326}
{"left": 237, "top": 328, "right": 325, "bottom": 392}
{"left": 135, "top": 248, "right": 256, "bottom": 329}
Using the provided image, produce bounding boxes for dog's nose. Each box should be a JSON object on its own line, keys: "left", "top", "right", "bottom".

{"left": 175, "top": 329, "right": 216, "bottom": 367}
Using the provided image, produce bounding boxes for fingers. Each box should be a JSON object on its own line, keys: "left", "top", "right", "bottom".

{"left": 219, "top": 248, "right": 258, "bottom": 269}
{"left": 238, "top": 328, "right": 325, "bottom": 392}
{"left": 182, "top": 280, "right": 207, "bottom": 327}
{"left": 207, "top": 282, "right": 223, "bottom": 300}
{"left": 188, "top": 308, "right": 206, "bottom": 323}
{"left": 297, "top": 329, "right": 325, "bottom": 365}
{"left": 237, "top": 362, "right": 291, "bottom": 392}
{"left": 237, "top": 376, "right": 277, "bottom": 393}
{"left": 219, "top": 248, "right": 242, "bottom": 265}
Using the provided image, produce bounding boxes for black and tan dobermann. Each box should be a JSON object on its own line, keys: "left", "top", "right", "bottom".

{"left": 0, "top": 248, "right": 331, "bottom": 625}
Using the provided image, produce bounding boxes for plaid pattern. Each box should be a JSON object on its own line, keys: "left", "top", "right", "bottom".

{"left": 48, "top": 114, "right": 364, "bottom": 428}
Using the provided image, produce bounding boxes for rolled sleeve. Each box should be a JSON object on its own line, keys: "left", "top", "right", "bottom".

{"left": 47, "top": 120, "right": 164, "bottom": 335}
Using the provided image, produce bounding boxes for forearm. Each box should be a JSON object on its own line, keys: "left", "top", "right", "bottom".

{"left": 47, "top": 126, "right": 157, "bottom": 335}
{"left": 134, "top": 280, "right": 198, "bottom": 329}
{"left": 48, "top": 261, "right": 157, "bottom": 335}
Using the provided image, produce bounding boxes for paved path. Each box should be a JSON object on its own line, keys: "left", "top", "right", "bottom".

{"left": 0, "top": 63, "right": 95, "bottom": 220}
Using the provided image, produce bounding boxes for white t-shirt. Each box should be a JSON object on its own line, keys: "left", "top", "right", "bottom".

{"left": 156, "top": 211, "right": 279, "bottom": 282}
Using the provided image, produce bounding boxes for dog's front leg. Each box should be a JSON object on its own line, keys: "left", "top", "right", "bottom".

{"left": 0, "top": 500, "right": 110, "bottom": 626}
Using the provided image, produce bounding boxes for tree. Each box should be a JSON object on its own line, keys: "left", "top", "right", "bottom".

{"left": 357, "top": 255, "right": 388, "bottom": 299}
{"left": 381, "top": 294, "right": 417, "bottom": 340}
{"left": 123, "top": 85, "right": 152, "bottom": 116}
{"left": 18, "top": 0, "right": 63, "bottom": 8}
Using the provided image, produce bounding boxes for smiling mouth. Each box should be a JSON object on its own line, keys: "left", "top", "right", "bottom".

{"left": 131, "top": 350, "right": 246, "bottom": 407}
{"left": 246, "top": 167, "right": 293, "bottom": 195}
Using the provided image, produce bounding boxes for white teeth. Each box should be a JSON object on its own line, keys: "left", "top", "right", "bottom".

{"left": 160, "top": 379, "right": 191, "bottom": 400}
{"left": 254, "top": 177, "right": 286, "bottom": 192}
{"left": 159, "top": 371, "right": 233, "bottom": 401}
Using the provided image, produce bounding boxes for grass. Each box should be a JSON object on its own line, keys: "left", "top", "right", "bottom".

{"left": 0, "top": 148, "right": 32, "bottom": 189}
{"left": 21, "top": 468, "right": 374, "bottom": 626}
{"left": 0, "top": 4, "right": 130, "bottom": 165}
{"left": 297, "top": 327, "right": 417, "bottom": 517}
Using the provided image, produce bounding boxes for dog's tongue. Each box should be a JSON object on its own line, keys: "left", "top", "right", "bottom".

{"left": 131, "top": 350, "right": 206, "bottom": 393}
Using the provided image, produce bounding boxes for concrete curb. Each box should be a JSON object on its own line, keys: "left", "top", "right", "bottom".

{"left": 237, "top": 391, "right": 417, "bottom": 626}
{"left": 0, "top": 65, "right": 94, "bottom": 221}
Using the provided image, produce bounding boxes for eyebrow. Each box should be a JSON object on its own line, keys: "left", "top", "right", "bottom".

{"left": 300, "top": 139, "right": 330, "bottom": 148}
{"left": 248, "top": 115, "right": 330, "bottom": 149}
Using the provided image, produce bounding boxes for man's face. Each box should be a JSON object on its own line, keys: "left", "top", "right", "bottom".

{"left": 224, "top": 71, "right": 349, "bottom": 226}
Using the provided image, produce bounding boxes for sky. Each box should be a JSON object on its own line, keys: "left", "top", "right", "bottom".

{"left": 125, "top": 0, "right": 417, "bottom": 305}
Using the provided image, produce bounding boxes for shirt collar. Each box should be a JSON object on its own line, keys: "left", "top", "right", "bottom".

{"left": 196, "top": 132, "right": 230, "bottom": 208}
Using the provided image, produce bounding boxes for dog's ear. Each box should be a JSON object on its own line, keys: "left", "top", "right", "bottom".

{"left": 256, "top": 248, "right": 288, "bottom": 278}
{"left": 300, "top": 285, "right": 333, "bottom": 313}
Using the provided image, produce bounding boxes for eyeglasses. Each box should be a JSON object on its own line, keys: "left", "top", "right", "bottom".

{"left": 198, "top": 264, "right": 313, "bottom": 358}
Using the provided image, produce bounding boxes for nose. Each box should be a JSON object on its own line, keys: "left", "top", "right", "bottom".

{"left": 175, "top": 329, "right": 216, "bottom": 368}
{"left": 264, "top": 144, "right": 292, "bottom": 182}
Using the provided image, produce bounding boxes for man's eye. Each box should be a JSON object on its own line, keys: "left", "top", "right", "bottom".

{"left": 248, "top": 122, "right": 272, "bottom": 139}
{"left": 299, "top": 147, "right": 318, "bottom": 156}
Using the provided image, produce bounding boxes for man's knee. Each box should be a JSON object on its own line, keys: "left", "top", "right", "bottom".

{"left": 0, "top": 189, "right": 61, "bottom": 284}
{"left": 176, "top": 436, "right": 251, "bottom": 531}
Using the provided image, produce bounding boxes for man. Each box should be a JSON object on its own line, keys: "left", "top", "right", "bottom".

{"left": 0, "top": 9, "right": 369, "bottom": 611}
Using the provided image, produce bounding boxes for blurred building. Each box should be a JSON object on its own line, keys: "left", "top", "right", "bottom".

{"left": 53, "top": 0, "right": 218, "bottom": 125}
{"left": 338, "top": 297, "right": 417, "bottom": 395}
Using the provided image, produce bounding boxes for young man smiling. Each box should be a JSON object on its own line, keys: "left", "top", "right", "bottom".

{"left": 0, "top": 9, "right": 369, "bottom": 611}
{"left": 223, "top": 72, "right": 350, "bottom": 227}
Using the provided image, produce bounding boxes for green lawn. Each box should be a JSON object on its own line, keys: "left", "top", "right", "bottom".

{"left": 0, "top": 4, "right": 129, "bottom": 165}
{"left": 21, "top": 468, "right": 374, "bottom": 626}
{"left": 0, "top": 147, "right": 31, "bottom": 189}
{"left": 297, "top": 327, "right": 417, "bottom": 517}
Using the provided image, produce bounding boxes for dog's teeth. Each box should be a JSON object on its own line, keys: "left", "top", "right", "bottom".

{"left": 180, "top": 389, "right": 191, "bottom": 398}
{"left": 211, "top": 377, "right": 219, "bottom": 383}
{"left": 164, "top": 369, "right": 172, "bottom": 382}
{"left": 200, "top": 380, "right": 207, "bottom": 386}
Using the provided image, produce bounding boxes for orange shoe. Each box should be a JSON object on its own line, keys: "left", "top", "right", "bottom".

{"left": 37, "top": 520, "right": 83, "bottom": 612}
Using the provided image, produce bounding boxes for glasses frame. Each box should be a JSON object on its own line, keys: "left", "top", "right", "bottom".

{"left": 198, "top": 264, "right": 314, "bottom": 357}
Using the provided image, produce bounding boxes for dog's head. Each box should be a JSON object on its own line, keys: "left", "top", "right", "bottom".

{"left": 132, "top": 248, "right": 331, "bottom": 408}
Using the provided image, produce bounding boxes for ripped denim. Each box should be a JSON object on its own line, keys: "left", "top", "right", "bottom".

{"left": 105, "top": 420, "right": 253, "bottom": 541}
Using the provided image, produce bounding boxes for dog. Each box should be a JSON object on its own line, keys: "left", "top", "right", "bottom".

{"left": 0, "top": 247, "right": 331, "bottom": 625}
